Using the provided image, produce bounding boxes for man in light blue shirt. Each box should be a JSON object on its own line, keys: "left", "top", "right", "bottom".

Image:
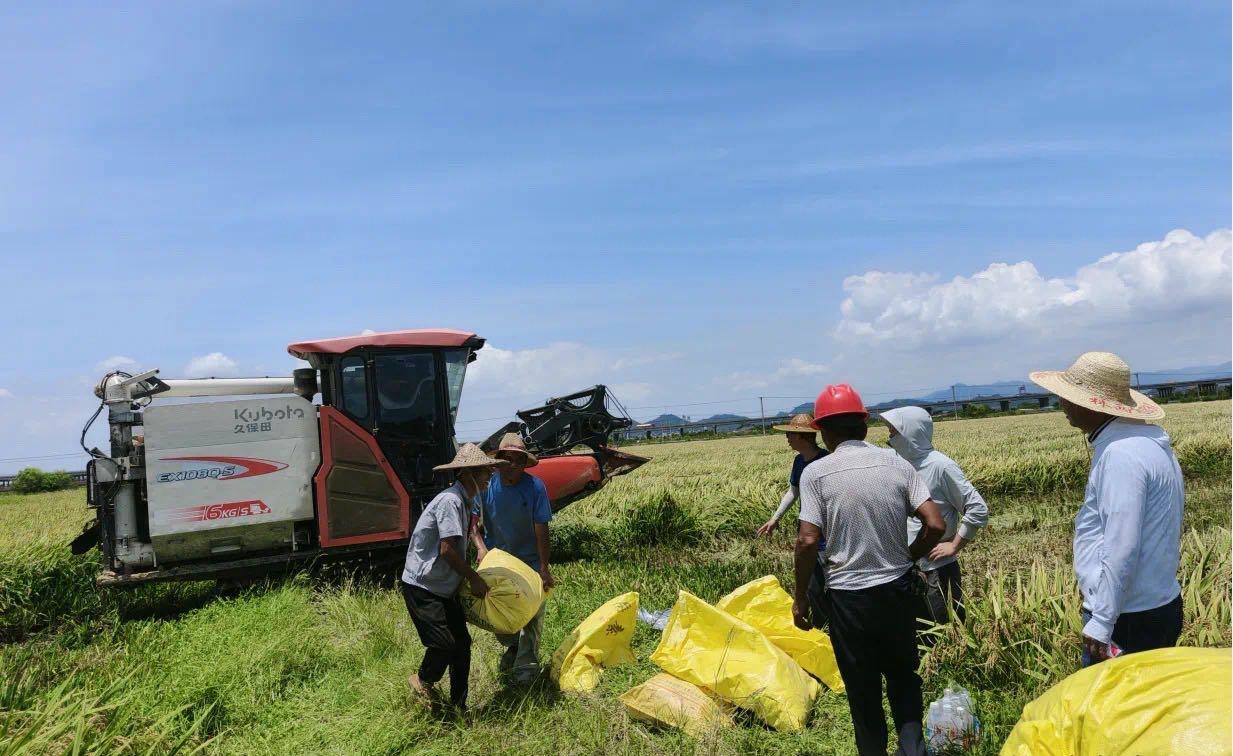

{"left": 1032, "top": 352, "right": 1184, "bottom": 666}
{"left": 471, "top": 433, "right": 553, "bottom": 684}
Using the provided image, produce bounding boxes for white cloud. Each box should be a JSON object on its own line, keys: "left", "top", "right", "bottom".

{"left": 611, "top": 351, "right": 683, "bottom": 371}
{"left": 609, "top": 382, "right": 655, "bottom": 403}
{"left": 725, "top": 358, "right": 831, "bottom": 391}
{"left": 360, "top": 328, "right": 377, "bottom": 336}
{"left": 835, "top": 228, "right": 1232, "bottom": 346}
{"left": 95, "top": 355, "right": 138, "bottom": 372}
{"left": 466, "top": 342, "right": 609, "bottom": 399}
{"left": 0, "top": 388, "right": 12, "bottom": 398}
{"left": 184, "top": 352, "right": 240, "bottom": 378}
{"left": 779, "top": 358, "right": 831, "bottom": 377}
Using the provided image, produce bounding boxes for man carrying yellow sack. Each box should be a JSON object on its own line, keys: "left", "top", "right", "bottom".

{"left": 401, "top": 444, "right": 505, "bottom": 714}
{"left": 471, "top": 433, "right": 554, "bottom": 685}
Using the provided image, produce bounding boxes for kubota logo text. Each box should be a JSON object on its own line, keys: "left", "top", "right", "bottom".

{"left": 233, "top": 405, "right": 305, "bottom": 423}
{"left": 156, "top": 456, "right": 288, "bottom": 483}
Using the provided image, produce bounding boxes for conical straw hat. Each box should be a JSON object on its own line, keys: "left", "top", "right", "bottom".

{"left": 1030, "top": 351, "right": 1164, "bottom": 421}
{"left": 434, "top": 442, "right": 509, "bottom": 472}
{"left": 772, "top": 412, "right": 818, "bottom": 434}
{"left": 494, "top": 432, "right": 538, "bottom": 467}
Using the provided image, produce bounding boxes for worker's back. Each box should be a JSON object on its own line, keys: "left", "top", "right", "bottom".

{"left": 799, "top": 440, "right": 931, "bottom": 592}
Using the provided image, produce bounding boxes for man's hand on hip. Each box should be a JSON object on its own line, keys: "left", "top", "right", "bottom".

{"left": 928, "top": 540, "right": 959, "bottom": 562}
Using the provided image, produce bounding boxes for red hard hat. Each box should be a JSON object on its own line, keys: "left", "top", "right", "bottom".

{"left": 812, "top": 383, "right": 868, "bottom": 426}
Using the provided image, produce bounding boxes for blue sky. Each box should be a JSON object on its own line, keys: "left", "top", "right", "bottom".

{"left": 2, "top": 1, "right": 1230, "bottom": 472}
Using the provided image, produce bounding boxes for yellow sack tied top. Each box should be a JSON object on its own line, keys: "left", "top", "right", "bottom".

{"left": 716, "top": 575, "right": 845, "bottom": 692}
{"left": 620, "top": 673, "right": 733, "bottom": 739}
{"left": 551, "top": 592, "right": 639, "bottom": 692}
{"left": 1001, "top": 647, "right": 1232, "bottom": 756}
{"left": 650, "top": 590, "right": 820, "bottom": 732}
{"left": 459, "top": 549, "right": 544, "bottom": 635}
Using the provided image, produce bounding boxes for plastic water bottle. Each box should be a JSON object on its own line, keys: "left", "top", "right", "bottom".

{"left": 925, "top": 701, "right": 946, "bottom": 752}
{"left": 953, "top": 685, "right": 973, "bottom": 711}
{"left": 955, "top": 706, "right": 972, "bottom": 748}
{"left": 926, "top": 688, "right": 980, "bottom": 753}
{"left": 940, "top": 699, "right": 959, "bottom": 744}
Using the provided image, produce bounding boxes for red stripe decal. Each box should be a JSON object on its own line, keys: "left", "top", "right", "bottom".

{"left": 161, "top": 456, "right": 289, "bottom": 480}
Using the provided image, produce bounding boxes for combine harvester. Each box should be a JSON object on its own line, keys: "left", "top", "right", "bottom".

{"left": 70, "top": 329, "right": 647, "bottom": 587}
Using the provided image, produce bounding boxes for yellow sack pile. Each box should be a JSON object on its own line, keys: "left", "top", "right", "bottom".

{"left": 1001, "top": 647, "right": 1232, "bottom": 756}
{"left": 458, "top": 549, "right": 544, "bottom": 635}
{"left": 650, "top": 590, "right": 820, "bottom": 732}
{"left": 716, "top": 575, "right": 845, "bottom": 693}
{"left": 620, "top": 673, "right": 732, "bottom": 739}
{"left": 550, "top": 592, "right": 640, "bottom": 692}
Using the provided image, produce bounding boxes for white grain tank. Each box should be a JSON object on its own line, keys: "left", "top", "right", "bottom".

{"left": 142, "top": 387, "right": 320, "bottom": 563}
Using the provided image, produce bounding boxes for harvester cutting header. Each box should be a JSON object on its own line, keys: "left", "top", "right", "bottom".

{"left": 73, "top": 329, "right": 647, "bottom": 587}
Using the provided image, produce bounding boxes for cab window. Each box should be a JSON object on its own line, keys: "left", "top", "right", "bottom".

{"left": 443, "top": 348, "right": 469, "bottom": 423}
{"left": 374, "top": 352, "right": 437, "bottom": 442}
{"left": 338, "top": 355, "right": 369, "bottom": 421}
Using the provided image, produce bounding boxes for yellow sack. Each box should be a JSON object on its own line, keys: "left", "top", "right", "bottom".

{"left": 650, "top": 590, "right": 820, "bottom": 732}
{"left": 620, "top": 673, "right": 732, "bottom": 739}
{"left": 1001, "top": 647, "right": 1232, "bottom": 756}
{"left": 550, "top": 592, "right": 639, "bottom": 692}
{"left": 716, "top": 575, "right": 845, "bottom": 693}
{"left": 458, "top": 549, "right": 544, "bottom": 635}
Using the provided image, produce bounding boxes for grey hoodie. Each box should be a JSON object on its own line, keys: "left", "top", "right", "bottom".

{"left": 881, "top": 406, "right": 989, "bottom": 571}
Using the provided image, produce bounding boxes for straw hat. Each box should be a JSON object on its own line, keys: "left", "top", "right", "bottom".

{"left": 772, "top": 412, "right": 818, "bottom": 435}
{"left": 434, "top": 443, "right": 509, "bottom": 472}
{"left": 494, "top": 432, "right": 539, "bottom": 467}
{"left": 1030, "top": 351, "right": 1164, "bottom": 421}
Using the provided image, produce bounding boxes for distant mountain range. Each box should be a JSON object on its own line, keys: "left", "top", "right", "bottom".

{"left": 641, "top": 413, "right": 687, "bottom": 427}
{"left": 631, "top": 361, "right": 1232, "bottom": 424}
{"left": 641, "top": 412, "right": 763, "bottom": 427}
{"left": 880, "top": 361, "right": 1233, "bottom": 409}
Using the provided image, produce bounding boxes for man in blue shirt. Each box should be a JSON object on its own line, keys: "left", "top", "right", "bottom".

{"left": 757, "top": 412, "right": 830, "bottom": 626}
{"left": 471, "top": 432, "right": 553, "bottom": 684}
{"left": 1031, "top": 352, "right": 1183, "bottom": 666}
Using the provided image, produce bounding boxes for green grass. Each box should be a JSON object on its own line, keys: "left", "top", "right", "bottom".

{"left": 1, "top": 402, "right": 1229, "bottom": 754}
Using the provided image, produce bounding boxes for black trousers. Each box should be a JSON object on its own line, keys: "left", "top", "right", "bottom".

{"left": 1082, "top": 593, "right": 1183, "bottom": 665}
{"left": 916, "top": 560, "right": 964, "bottom": 626}
{"left": 828, "top": 571, "right": 926, "bottom": 756}
{"left": 807, "top": 552, "right": 829, "bottom": 628}
{"left": 401, "top": 582, "right": 472, "bottom": 708}
{"left": 1114, "top": 594, "right": 1184, "bottom": 653}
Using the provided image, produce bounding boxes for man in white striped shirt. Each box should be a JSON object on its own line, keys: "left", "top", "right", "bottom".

{"left": 794, "top": 384, "right": 946, "bottom": 756}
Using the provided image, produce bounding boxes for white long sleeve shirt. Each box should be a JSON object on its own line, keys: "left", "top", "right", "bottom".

{"left": 883, "top": 407, "right": 989, "bottom": 572}
{"left": 1074, "top": 419, "right": 1184, "bottom": 644}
